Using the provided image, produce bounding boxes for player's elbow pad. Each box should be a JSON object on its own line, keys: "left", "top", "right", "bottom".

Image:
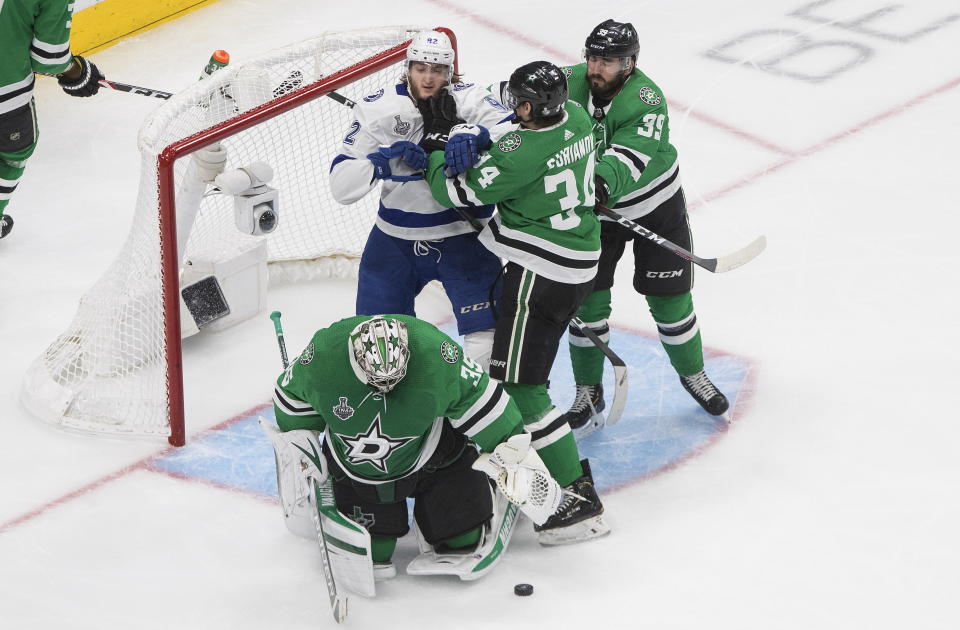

{"left": 329, "top": 160, "right": 375, "bottom": 204}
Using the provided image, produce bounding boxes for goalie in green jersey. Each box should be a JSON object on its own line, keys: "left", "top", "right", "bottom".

{"left": 424, "top": 61, "right": 610, "bottom": 545}
{"left": 264, "top": 314, "right": 604, "bottom": 587}
{"left": 0, "top": 0, "right": 104, "bottom": 241}
{"left": 555, "top": 19, "right": 730, "bottom": 430}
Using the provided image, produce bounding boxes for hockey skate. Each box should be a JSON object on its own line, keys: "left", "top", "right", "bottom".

{"left": 534, "top": 460, "right": 610, "bottom": 546}
{"left": 373, "top": 562, "right": 396, "bottom": 581}
{"left": 560, "top": 383, "right": 605, "bottom": 439}
{"left": 0, "top": 214, "right": 13, "bottom": 240}
{"left": 680, "top": 369, "right": 729, "bottom": 416}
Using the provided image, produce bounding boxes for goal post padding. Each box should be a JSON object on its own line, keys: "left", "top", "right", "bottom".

{"left": 22, "top": 26, "right": 457, "bottom": 446}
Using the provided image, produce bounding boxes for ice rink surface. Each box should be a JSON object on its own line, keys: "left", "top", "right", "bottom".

{"left": 2, "top": 1, "right": 959, "bottom": 628}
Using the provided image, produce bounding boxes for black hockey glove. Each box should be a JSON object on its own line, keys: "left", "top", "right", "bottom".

{"left": 594, "top": 175, "right": 610, "bottom": 209}
{"left": 417, "top": 88, "right": 464, "bottom": 153}
{"left": 58, "top": 56, "right": 104, "bottom": 97}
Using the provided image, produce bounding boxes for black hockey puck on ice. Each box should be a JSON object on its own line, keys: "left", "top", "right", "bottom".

{"left": 514, "top": 583, "right": 534, "bottom": 596}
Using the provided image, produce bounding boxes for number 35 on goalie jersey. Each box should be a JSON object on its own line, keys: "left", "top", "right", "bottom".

{"left": 425, "top": 102, "right": 601, "bottom": 284}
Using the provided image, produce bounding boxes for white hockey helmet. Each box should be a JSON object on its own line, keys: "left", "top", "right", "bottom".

{"left": 406, "top": 30, "right": 455, "bottom": 73}
{"left": 350, "top": 316, "right": 411, "bottom": 394}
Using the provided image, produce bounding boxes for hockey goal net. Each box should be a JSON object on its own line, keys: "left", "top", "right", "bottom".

{"left": 21, "top": 25, "right": 457, "bottom": 446}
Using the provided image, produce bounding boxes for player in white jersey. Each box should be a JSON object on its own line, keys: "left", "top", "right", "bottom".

{"left": 329, "top": 31, "right": 513, "bottom": 367}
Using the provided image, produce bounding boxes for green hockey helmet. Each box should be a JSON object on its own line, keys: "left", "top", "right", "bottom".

{"left": 349, "top": 316, "right": 411, "bottom": 393}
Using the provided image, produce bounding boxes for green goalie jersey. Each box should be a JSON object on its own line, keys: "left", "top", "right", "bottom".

{"left": 564, "top": 63, "right": 682, "bottom": 221}
{"left": 1, "top": 0, "right": 75, "bottom": 116}
{"left": 273, "top": 315, "right": 523, "bottom": 483}
{"left": 426, "top": 101, "right": 601, "bottom": 285}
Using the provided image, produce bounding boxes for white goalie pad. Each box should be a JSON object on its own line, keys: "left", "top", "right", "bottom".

{"left": 312, "top": 478, "right": 376, "bottom": 599}
{"left": 472, "top": 433, "right": 562, "bottom": 525}
{"left": 259, "top": 418, "right": 327, "bottom": 539}
{"left": 406, "top": 485, "right": 519, "bottom": 581}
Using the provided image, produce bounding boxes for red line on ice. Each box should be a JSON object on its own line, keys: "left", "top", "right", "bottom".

{"left": 0, "top": 403, "right": 269, "bottom": 533}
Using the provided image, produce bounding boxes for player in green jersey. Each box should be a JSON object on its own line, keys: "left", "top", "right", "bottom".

{"left": 557, "top": 19, "right": 729, "bottom": 431}
{"left": 267, "top": 314, "right": 603, "bottom": 582}
{"left": 425, "top": 61, "right": 610, "bottom": 544}
{"left": 1, "top": 0, "right": 103, "bottom": 240}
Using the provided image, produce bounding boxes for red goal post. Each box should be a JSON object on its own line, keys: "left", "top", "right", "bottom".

{"left": 22, "top": 26, "right": 459, "bottom": 446}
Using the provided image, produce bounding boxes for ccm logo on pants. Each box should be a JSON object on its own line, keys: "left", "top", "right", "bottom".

{"left": 646, "top": 270, "right": 684, "bottom": 279}
{"left": 459, "top": 301, "right": 492, "bottom": 313}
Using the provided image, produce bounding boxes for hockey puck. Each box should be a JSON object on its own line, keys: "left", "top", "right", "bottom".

{"left": 514, "top": 583, "right": 534, "bottom": 597}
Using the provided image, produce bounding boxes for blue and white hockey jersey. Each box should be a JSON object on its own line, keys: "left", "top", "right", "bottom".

{"left": 329, "top": 82, "right": 512, "bottom": 240}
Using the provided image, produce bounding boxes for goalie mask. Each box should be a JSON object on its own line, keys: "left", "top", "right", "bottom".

{"left": 406, "top": 30, "right": 455, "bottom": 80}
{"left": 349, "top": 316, "right": 411, "bottom": 393}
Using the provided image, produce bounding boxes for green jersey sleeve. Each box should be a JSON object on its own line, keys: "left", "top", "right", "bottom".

{"left": 444, "top": 354, "right": 523, "bottom": 452}
{"left": 596, "top": 99, "right": 668, "bottom": 203}
{"left": 426, "top": 144, "right": 529, "bottom": 210}
{"left": 30, "top": 0, "right": 75, "bottom": 74}
{"left": 273, "top": 356, "right": 326, "bottom": 433}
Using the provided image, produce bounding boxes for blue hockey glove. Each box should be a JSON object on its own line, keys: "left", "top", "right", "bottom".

{"left": 367, "top": 141, "right": 427, "bottom": 181}
{"left": 444, "top": 124, "right": 491, "bottom": 177}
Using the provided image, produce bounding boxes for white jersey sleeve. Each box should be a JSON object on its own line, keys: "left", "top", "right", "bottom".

{"left": 450, "top": 82, "right": 515, "bottom": 129}
{"left": 328, "top": 101, "right": 382, "bottom": 205}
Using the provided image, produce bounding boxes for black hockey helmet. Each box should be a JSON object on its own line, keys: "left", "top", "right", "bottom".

{"left": 584, "top": 19, "right": 639, "bottom": 59}
{"left": 502, "top": 60, "right": 568, "bottom": 119}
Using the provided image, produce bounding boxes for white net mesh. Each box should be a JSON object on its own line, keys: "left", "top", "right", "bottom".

{"left": 21, "top": 26, "right": 427, "bottom": 442}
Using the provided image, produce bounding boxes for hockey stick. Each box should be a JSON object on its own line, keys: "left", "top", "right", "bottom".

{"left": 568, "top": 318, "right": 629, "bottom": 428}
{"left": 97, "top": 79, "right": 172, "bottom": 99}
{"left": 319, "top": 89, "right": 630, "bottom": 427}
{"left": 97, "top": 73, "right": 355, "bottom": 107}
{"left": 269, "top": 311, "right": 348, "bottom": 623}
{"left": 596, "top": 205, "right": 766, "bottom": 273}
{"left": 269, "top": 311, "right": 289, "bottom": 368}
{"left": 447, "top": 206, "right": 630, "bottom": 428}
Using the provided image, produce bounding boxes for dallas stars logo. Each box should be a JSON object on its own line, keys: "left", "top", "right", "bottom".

{"left": 497, "top": 132, "right": 522, "bottom": 153}
{"left": 335, "top": 413, "right": 415, "bottom": 473}
{"left": 638, "top": 86, "right": 662, "bottom": 106}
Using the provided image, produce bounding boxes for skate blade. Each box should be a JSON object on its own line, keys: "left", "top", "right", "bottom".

{"left": 537, "top": 515, "right": 611, "bottom": 546}
{"left": 573, "top": 414, "right": 605, "bottom": 440}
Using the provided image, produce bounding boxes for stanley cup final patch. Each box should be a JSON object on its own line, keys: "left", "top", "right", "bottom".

{"left": 393, "top": 115, "right": 411, "bottom": 135}
{"left": 638, "top": 86, "right": 662, "bottom": 106}
{"left": 332, "top": 397, "right": 355, "bottom": 420}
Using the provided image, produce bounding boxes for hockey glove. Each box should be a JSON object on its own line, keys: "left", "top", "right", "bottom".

{"left": 367, "top": 141, "right": 427, "bottom": 182}
{"left": 417, "top": 88, "right": 464, "bottom": 153}
{"left": 472, "top": 433, "right": 563, "bottom": 525}
{"left": 58, "top": 56, "right": 104, "bottom": 97}
{"left": 594, "top": 175, "right": 610, "bottom": 209}
{"left": 444, "top": 124, "right": 491, "bottom": 177}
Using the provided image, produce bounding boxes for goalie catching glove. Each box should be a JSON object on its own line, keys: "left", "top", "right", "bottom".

{"left": 472, "top": 433, "right": 564, "bottom": 525}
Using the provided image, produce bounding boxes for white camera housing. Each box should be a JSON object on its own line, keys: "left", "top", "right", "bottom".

{"left": 234, "top": 186, "right": 279, "bottom": 235}
{"left": 214, "top": 161, "right": 280, "bottom": 236}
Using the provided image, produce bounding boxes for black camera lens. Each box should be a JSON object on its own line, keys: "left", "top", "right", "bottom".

{"left": 257, "top": 207, "right": 278, "bottom": 233}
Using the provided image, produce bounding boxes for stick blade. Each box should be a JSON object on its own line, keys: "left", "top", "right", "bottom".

{"left": 604, "top": 364, "right": 629, "bottom": 426}
{"left": 332, "top": 598, "right": 348, "bottom": 623}
{"left": 712, "top": 234, "right": 767, "bottom": 273}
